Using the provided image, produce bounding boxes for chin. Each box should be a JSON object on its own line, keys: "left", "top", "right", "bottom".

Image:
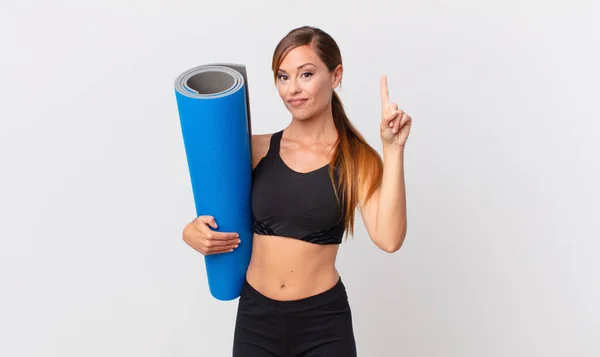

{"left": 288, "top": 106, "right": 323, "bottom": 121}
{"left": 292, "top": 112, "right": 310, "bottom": 120}
{"left": 290, "top": 111, "right": 314, "bottom": 121}
{"left": 285, "top": 106, "right": 305, "bottom": 119}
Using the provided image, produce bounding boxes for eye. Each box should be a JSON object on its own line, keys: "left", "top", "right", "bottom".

{"left": 278, "top": 74, "right": 288, "bottom": 81}
{"left": 301, "top": 72, "right": 313, "bottom": 78}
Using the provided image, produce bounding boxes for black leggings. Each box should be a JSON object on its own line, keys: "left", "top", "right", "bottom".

{"left": 232, "top": 277, "right": 357, "bottom": 357}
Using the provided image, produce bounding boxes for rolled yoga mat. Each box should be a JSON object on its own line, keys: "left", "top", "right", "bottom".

{"left": 174, "top": 64, "right": 253, "bottom": 301}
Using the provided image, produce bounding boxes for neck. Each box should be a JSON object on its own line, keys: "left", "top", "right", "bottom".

{"left": 286, "top": 103, "right": 338, "bottom": 144}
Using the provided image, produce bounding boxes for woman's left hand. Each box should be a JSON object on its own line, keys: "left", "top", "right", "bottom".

{"left": 380, "top": 75, "right": 412, "bottom": 148}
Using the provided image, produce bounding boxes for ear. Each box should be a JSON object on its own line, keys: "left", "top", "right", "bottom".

{"left": 332, "top": 64, "right": 343, "bottom": 89}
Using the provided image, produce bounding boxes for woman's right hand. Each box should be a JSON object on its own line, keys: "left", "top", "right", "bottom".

{"left": 182, "top": 216, "right": 241, "bottom": 255}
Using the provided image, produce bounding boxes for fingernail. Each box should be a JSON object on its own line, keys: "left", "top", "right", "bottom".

{"left": 234, "top": 245, "right": 239, "bottom": 248}
{"left": 237, "top": 239, "right": 241, "bottom": 243}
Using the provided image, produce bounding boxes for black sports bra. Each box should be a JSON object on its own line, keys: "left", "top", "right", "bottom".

{"left": 251, "top": 130, "right": 345, "bottom": 245}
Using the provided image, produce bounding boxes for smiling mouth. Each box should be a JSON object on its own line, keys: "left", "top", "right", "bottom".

{"left": 288, "top": 99, "right": 308, "bottom": 105}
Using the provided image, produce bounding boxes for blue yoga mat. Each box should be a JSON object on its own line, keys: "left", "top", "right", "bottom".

{"left": 174, "top": 64, "right": 253, "bottom": 301}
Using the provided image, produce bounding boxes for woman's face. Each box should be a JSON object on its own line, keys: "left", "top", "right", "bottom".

{"left": 276, "top": 45, "right": 342, "bottom": 120}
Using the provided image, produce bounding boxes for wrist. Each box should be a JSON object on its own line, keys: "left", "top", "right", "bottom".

{"left": 383, "top": 143, "right": 405, "bottom": 158}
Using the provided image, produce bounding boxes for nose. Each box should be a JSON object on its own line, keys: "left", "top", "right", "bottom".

{"left": 287, "top": 77, "right": 301, "bottom": 95}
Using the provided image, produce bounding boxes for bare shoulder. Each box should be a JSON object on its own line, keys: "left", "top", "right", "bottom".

{"left": 251, "top": 133, "right": 273, "bottom": 169}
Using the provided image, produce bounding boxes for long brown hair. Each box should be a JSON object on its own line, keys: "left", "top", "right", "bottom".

{"left": 271, "top": 26, "right": 383, "bottom": 239}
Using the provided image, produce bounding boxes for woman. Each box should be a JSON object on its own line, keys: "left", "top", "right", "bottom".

{"left": 182, "top": 25, "right": 412, "bottom": 357}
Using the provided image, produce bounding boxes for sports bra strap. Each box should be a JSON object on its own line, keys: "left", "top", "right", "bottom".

{"left": 266, "top": 130, "right": 283, "bottom": 157}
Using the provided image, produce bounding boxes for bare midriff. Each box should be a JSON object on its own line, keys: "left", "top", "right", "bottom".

{"left": 245, "top": 233, "right": 341, "bottom": 301}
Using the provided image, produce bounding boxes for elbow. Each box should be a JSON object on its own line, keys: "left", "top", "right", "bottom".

{"left": 381, "top": 236, "right": 405, "bottom": 253}
{"left": 380, "top": 224, "right": 406, "bottom": 253}
{"left": 382, "top": 242, "right": 402, "bottom": 253}
{"left": 381, "top": 231, "right": 406, "bottom": 253}
{"left": 374, "top": 224, "right": 407, "bottom": 253}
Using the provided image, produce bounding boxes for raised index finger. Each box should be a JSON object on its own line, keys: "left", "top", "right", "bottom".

{"left": 380, "top": 75, "right": 389, "bottom": 106}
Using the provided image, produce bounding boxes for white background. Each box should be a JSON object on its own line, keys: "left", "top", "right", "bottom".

{"left": 1, "top": 0, "right": 598, "bottom": 356}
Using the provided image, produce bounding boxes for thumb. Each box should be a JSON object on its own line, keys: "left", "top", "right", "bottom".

{"left": 198, "top": 215, "right": 218, "bottom": 229}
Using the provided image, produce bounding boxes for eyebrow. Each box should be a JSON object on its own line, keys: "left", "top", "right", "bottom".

{"left": 278, "top": 62, "right": 316, "bottom": 73}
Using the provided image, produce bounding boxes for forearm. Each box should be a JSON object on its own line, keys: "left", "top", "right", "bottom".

{"left": 375, "top": 145, "right": 407, "bottom": 252}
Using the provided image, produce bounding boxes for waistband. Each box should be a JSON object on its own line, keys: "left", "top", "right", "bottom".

{"left": 241, "top": 276, "right": 347, "bottom": 312}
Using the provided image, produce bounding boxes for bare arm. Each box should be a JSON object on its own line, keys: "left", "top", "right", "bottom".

{"left": 359, "top": 146, "right": 407, "bottom": 253}
{"left": 359, "top": 75, "right": 412, "bottom": 253}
